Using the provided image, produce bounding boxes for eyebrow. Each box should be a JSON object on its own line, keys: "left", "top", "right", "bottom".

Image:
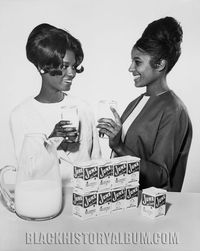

{"left": 62, "top": 61, "right": 76, "bottom": 66}
{"left": 132, "top": 56, "right": 142, "bottom": 61}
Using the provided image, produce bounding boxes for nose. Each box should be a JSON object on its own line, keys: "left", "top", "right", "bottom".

{"left": 128, "top": 62, "right": 135, "bottom": 72}
{"left": 66, "top": 66, "right": 76, "bottom": 78}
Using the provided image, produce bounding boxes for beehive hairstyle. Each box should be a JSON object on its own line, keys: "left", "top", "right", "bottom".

{"left": 26, "top": 23, "right": 84, "bottom": 76}
{"left": 134, "top": 17, "right": 183, "bottom": 73}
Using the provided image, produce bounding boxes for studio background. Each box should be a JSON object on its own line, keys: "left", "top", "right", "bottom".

{"left": 0, "top": 0, "right": 199, "bottom": 192}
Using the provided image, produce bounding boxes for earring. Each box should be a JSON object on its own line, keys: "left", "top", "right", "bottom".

{"left": 40, "top": 69, "right": 45, "bottom": 74}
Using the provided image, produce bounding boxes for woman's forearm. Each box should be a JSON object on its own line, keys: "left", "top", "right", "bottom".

{"left": 111, "top": 142, "right": 138, "bottom": 157}
{"left": 113, "top": 143, "right": 169, "bottom": 189}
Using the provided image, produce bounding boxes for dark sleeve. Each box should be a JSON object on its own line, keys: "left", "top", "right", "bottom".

{"left": 139, "top": 108, "right": 192, "bottom": 190}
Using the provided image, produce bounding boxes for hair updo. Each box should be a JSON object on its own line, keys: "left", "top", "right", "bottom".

{"left": 134, "top": 16, "right": 183, "bottom": 73}
{"left": 26, "top": 23, "right": 84, "bottom": 76}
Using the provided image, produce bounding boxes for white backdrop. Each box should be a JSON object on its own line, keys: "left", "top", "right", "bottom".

{"left": 0, "top": 0, "right": 199, "bottom": 192}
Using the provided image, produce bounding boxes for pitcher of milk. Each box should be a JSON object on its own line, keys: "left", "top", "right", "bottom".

{"left": 0, "top": 133, "right": 62, "bottom": 221}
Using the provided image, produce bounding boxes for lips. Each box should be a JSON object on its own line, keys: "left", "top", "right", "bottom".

{"left": 63, "top": 78, "right": 73, "bottom": 84}
{"left": 133, "top": 75, "right": 140, "bottom": 81}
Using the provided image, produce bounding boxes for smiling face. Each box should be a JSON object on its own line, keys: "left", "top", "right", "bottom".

{"left": 42, "top": 50, "right": 77, "bottom": 93}
{"left": 61, "top": 50, "right": 77, "bottom": 91}
{"left": 128, "top": 47, "right": 159, "bottom": 88}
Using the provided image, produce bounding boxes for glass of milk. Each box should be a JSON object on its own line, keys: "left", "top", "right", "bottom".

{"left": 0, "top": 133, "right": 62, "bottom": 221}
{"left": 61, "top": 105, "right": 79, "bottom": 142}
{"left": 97, "top": 100, "right": 118, "bottom": 138}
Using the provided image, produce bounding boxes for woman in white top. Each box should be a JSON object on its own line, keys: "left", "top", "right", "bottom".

{"left": 10, "top": 23, "right": 101, "bottom": 185}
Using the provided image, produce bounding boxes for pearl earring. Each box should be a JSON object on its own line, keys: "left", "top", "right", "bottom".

{"left": 40, "top": 69, "right": 45, "bottom": 74}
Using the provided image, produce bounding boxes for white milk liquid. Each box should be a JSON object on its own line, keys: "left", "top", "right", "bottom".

{"left": 15, "top": 180, "right": 62, "bottom": 219}
{"left": 61, "top": 106, "right": 79, "bottom": 130}
{"left": 97, "top": 100, "right": 118, "bottom": 121}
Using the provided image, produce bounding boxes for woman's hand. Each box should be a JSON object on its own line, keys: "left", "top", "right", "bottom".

{"left": 49, "top": 120, "right": 78, "bottom": 143}
{"left": 97, "top": 107, "right": 122, "bottom": 149}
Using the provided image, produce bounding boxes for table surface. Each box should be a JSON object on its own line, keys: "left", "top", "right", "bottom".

{"left": 0, "top": 187, "right": 200, "bottom": 251}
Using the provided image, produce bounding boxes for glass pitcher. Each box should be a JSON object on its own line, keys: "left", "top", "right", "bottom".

{"left": 0, "top": 133, "right": 62, "bottom": 221}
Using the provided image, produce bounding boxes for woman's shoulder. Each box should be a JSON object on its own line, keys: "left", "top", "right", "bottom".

{"left": 159, "top": 90, "right": 188, "bottom": 113}
{"left": 153, "top": 91, "right": 191, "bottom": 125}
{"left": 10, "top": 96, "right": 35, "bottom": 118}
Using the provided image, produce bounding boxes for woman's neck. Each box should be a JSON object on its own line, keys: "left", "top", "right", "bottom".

{"left": 35, "top": 89, "right": 65, "bottom": 103}
{"left": 146, "top": 77, "right": 169, "bottom": 96}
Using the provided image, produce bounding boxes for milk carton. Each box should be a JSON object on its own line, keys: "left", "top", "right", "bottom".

{"left": 111, "top": 158, "right": 127, "bottom": 188}
{"left": 126, "top": 156, "right": 140, "bottom": 184}
{"left": 111, "top": 156, "right": 140, "bottom": 188}
{"left": 98, "top": 161, "right": 113, "bottom": 191}
{"left": 141, "top": 187, "right": 167, "bottom": 219}
{"left": 111, "top": 187, "right": 126, "bottom": 213}
{"left": 72, "top": 190, "right": 97, "bottom": 220}
{"left": 97, "top": 190, "right": 112, "bottom": 216}
{"left": 73, "top": 160, "right": 99, "bottom": 192}
{"left": 125, "top": 183, "right": 139, "bottom": 209}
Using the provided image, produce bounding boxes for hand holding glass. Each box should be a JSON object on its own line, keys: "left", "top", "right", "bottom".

{"left": 97, "top": 100, "right": 118, "bottom": 138}
{"left": 60, "top": 105, "right": 79, "bottom": 143}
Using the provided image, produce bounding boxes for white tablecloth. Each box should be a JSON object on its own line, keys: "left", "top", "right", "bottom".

{"left": 0, "top": 187, "right": 200, "bottom": 251}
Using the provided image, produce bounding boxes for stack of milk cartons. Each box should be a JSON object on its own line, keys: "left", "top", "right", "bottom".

{"left": 72, "top": 156, "right": 140, "bottom": 220}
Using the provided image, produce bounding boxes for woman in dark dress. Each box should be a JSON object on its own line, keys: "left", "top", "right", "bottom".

{"left": 97, "top": 17, "right": 192, "bottom": 191}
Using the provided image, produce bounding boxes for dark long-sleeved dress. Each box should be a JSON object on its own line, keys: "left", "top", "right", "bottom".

{"left": 119, "top": 90, "right": 192, "bottom": 192}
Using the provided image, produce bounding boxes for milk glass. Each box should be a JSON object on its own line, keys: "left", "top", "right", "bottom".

{"left": 97, "top": 100, "right": 118, "bottom": 138}
{"left": 61, "top": 105, "right": 79, "bottom": 142}
{"left": 0, "top": 133, "right": 62, "bottom": 221}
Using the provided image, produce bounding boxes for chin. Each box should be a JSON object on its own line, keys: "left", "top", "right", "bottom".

{"left": 134, "top": 81, "right": 146, "bottom": 88}
{"left": 135, "top": 83, "right": 143, "bottom": 88}
{"left": 62, "top": 86, "right": 71, "bottom": 92}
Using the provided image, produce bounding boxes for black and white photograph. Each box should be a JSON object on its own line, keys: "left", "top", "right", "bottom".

{"left": 0, "top": 0, "right": 199, "bottom": 250}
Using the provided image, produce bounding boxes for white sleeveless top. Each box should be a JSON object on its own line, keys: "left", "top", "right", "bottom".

{"left": 121, "top": 95, "right": 150, "bottom": 142}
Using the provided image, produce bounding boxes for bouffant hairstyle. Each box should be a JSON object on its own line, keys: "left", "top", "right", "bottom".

{"left": 134, "top": 16, "right": 183, "bottom": 73}
{"left": 26, "top": 23, "right": 84, "bottom": 76}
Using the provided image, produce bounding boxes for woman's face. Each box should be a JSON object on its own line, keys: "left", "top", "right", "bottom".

{"left": 43, "top": 50, "right": 77, "bottom": 92}
{"left": 129, "top": 47, "right": 158, "bottom": 88}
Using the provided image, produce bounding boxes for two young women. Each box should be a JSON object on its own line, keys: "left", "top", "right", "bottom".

{"left": 10, "top": 17, "right": 192, "bottom": 191}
